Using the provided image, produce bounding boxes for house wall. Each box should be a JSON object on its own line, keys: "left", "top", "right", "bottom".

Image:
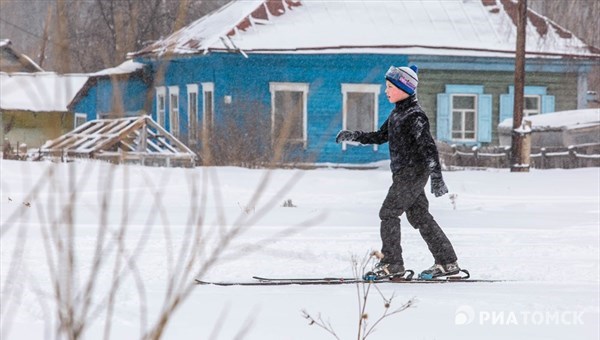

{"left": 0, "top": 110, "right": 74, "bottom": 148}
{"left": 147, "top": 53, "right": 411, "bottom": 164}
{"left": 73, "top": 76, "right": 150, "bottom": 121}
{"left": 138, "top": 52, "right": 587, "bottom": 165}
{"left": 417, "top": 69, "right": 578, "bottom": 144}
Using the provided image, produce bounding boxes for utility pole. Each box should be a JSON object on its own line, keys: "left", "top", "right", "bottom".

{"left": 510, "top": 0, "right": 530, "bottom": 173}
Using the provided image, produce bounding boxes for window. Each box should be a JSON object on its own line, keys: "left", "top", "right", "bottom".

{"left": 187, "top": 84, "right": 199, "bottom": 142}
{"left": 451, "top": 94, "right": 477, "bottom": 141}
{"left": 201, "top": 82, "right": 214, "bottom": 141}
{"left": 341, "top": 84, "right": 380, "bottom": 150}
{"left": 437, "top": 85, "right": 492, "bottom": 144}
{"left": 524, "top": 95, "right": 541, "bottom": 116}
{"left": 499, "top": 86, "right": 554, "bottom": 123}
{"left": 168, "top": 86, "right": 179, "bottom": 137}
{"left": 269, "top": 82, "right": 309, "bottom": 147}
{"left": 155, "top": 87, "right": 166, "bottom": 127}
{"left": 74, "top": 113, "right": 87, "bottom": 129}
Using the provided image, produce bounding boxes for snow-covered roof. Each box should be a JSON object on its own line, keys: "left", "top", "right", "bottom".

{"left": 0, "top": 72, "right": 88, "bottom": 112}
{"left": 499, "top": 109, "right": 600, "bottom": 131}
{"left": 91, "top": 59, "right": 146, "bottom": 77}
{"left": 131, "top": 0, "right": 599, "bottom": 59}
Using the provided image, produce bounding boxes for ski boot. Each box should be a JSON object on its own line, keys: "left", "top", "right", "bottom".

{"left": 419, "top": 262, "right": 461, "bottom": 280}
{"left": 363, "top": 262, "right": 405, "bottom": 281}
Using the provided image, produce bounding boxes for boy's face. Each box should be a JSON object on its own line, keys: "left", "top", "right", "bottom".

{"left": 385, "top": 80, "right": 410, "bottom": 103}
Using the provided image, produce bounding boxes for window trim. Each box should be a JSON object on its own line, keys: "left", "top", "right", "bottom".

{"left": 437, "top": 84, "right": 492, "bottom": 144}
{"left": 499, "top": 85, "right": 555, "bottom": 124}
{"left": 450, "top": 93, "right": 478, "bottom": 142}
{"left": 201, "top": 82, "right": 214, "bottom": 140}
{"left": 187, "top": 84, "right": 199, "bottom": 142}
{"left": 269, "top": 82, "right": 309, "bottom": 148}
{"left": 155, "top": 86, "right": 166, "bottom": 127}
{"left": 74, "top": 113, "right": 87, "bottom": 129}
{"left": 168, "top": 86, "right": 180, "bottom": 137}
{"left": 523, "top": 94, "right": 541, "bottom": 116}
{"left": 341, "top": 83, "right": 380, "bottom": 151}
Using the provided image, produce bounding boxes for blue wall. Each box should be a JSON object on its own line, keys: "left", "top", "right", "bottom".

{"left": 72, "top": 51, "right": 587, "bottom": 165}
{"left": 73, "top": 75, "right": 150, "bottom": 121}
{"left": 142, "top": 53, "right": 414, "bottom": 164}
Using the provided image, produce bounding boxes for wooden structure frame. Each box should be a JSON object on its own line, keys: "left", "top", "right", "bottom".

{"left": 40, "top": 115, "right": 197, "bottom": 167}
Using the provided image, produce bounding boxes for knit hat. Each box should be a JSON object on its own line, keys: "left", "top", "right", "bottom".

{"left": 385, "top": 65, "right": 419, "bottom": 95}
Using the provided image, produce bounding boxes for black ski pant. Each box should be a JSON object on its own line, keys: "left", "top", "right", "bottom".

{"left": 379, "top": 169, "right": 457, "bottom": 266}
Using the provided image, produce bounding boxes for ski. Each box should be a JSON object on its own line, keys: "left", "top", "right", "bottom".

{"left": 254, "top": 269, "right": 416, "bottom": 283}
{"left": 195, "top": 277, "right": 364, "bottom": 286}
{"left": 195, "top": 269, "right": 504, "bottom": 286}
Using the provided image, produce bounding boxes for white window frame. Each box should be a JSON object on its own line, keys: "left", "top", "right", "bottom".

{"left": 201, "top": 82, "right": 214, "bottom": 140}
{"left": 74, "top": 113, "right": 87, "bottom": 129}
{"left": 523, "top": 94, "right": 541, "bottom": 116}
{"left": 269, "top": 82, "right": 309, "bottom": 148}
{"left": 155, "top": 86, "right": 166, "bottom": 127}
{"left": 168, "top": 86, "right": 180, "bottom": 137}
{"left": 187, "top": 84, "right": 199, "bottom": 142}
{"left": 450, "top": 94, "right": 478, "bottom": 142}
{"left": 341, "top": 83, "right": 380, "bottom": 151}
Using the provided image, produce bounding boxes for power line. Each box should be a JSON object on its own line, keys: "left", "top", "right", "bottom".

{"left": 0, "top": 16, "right": 70, "bottom": 50}
{"left": 0, "top": 17, "right": 45, "bottom": 41}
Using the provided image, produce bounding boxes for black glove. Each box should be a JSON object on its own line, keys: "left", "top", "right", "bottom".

{"left": 335, "top": 130, "right": 360, "bottom": 143}
{"left": 430, "top": 172, "right": 448, "bottom": 197}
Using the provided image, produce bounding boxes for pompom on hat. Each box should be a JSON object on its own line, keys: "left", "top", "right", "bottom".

{"left": 385, "top": 65, "right": 419, "bottom": 95}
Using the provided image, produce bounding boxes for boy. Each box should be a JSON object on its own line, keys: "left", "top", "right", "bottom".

{"left": 335, "top": 65, "right": 459, "bottom": 279}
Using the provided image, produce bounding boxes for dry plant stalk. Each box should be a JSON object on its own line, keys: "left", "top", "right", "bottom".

{"left": 303, "top": 253, "right": 415, "bottom": 340}
{"left": 1, "top": 2, "right": 328, "bottom": 339}
{"left": 1, "top": 144, "right": 320, "bottom": 340}
{"left": 1, "top": 14, "right": 322, "bottom": 336}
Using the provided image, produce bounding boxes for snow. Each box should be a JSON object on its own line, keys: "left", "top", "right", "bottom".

{"left": 91, "top": 60, "right": 146, "bottom": 77}
{"left": 134, "top": 0, "right": 598, "bottom": 58}
{"left": 0, "top": 72, "right": 88, "bottom": 112}
{"left": 1, "top": 160, "right": 599, "bottom": 339}
{"left": 499, "top": 108, "right": 600, "bottom": 131}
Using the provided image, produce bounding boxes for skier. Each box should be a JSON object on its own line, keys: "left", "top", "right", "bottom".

{"left": 335, "top": 65, "right": 460, "bottom": 279}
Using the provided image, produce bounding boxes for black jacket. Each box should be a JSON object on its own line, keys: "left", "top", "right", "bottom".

{"left": 355, "top": 95, "right": 443, "bottom": 176}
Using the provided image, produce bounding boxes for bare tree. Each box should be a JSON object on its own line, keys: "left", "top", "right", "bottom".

{"left": 0, "top": 0, "right": 229, "bottom": 72}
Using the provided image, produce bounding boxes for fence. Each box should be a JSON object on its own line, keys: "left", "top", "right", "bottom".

{"left": 437, "top": 142, "right": 600, "bottom": 169}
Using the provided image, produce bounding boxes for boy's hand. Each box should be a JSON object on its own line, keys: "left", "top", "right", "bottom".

{"left": 430, "top": 172, "right": 448, "bottom": 197}
{"left": 335, "top": 130, "right": 359, "bottom": 143}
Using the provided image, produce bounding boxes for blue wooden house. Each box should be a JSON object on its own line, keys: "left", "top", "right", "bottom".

{"left": 70, "top": 0, "right": 599, "bottom": 165}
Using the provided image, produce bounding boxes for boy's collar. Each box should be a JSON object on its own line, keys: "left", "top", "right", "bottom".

{"left": 394, "top": 95, "right": 417, "bottom": 110}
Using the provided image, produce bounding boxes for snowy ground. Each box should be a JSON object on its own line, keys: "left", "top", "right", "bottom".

{"left": 1, "top": 160, "right": 598, "bottom": 339}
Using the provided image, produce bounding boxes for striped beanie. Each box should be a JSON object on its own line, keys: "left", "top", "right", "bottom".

{"left": 385, "top": 65, "right": 419, "bottom": 95}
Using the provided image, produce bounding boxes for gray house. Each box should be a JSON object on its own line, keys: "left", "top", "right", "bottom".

{"left": 71, "top": 0, "right": 600, "bottom": 165}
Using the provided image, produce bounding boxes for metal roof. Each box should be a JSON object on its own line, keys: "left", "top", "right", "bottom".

{"left": 131, "top": 0, "right": 599, "bottom": 59}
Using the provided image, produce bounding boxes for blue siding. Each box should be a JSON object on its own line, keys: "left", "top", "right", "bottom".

{"left": 72, "top": 86, "right": 97, "bottom": 121}
{"left": 72, "top": 76, "right": 149, "bottom": 121}
{"left": 71, "top": 51, "right": 584, "bottom": 165}
{"left": 142, "top": 53, "right": 411, "bottom": 164}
